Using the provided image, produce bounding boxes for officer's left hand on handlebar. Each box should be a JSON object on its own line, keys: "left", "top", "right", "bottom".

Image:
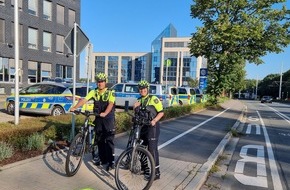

{"left": 70, "top": 107, "right": 77, "bottom": 112}
{"left": 100, "top": 112, "right": 107, "bottom": 117}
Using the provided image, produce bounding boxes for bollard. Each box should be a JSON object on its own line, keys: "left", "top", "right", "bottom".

{"left": 125, "top": 100, "right": 129, "bottom": 112}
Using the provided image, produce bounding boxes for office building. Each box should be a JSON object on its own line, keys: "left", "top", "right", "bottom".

{"left": 0, "top": 0, "right": 80, "bottom": 95}
{"left": 91, "top": 24, "right": 206, "bottom": 86}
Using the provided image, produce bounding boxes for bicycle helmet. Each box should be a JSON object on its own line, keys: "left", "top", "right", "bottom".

{"left": 95, "top": 72, "right": 107, "bottom": 82}
{"left": 138, "top": 80, "right": 150, "bottom": 89}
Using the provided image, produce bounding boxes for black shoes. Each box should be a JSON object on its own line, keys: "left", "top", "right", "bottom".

{"left": 154, "top": 173, "right": 160, "bottom": 180}
{"left": 105, "top": 163, "right": 115, "bottom": 171}
{"left": 144, "top": 172, "right": 160, "bottom": 181}
{"left": 92, "top": 157, "right": 101, "bottom": 166}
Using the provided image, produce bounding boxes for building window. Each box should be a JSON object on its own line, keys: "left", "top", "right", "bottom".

{"left": 28, "top": 61, "right": 38, "bottom": 83}
{"left": 121, "top": 56, "right": 131, "bottom": 83}
{"left": 43, "top": 0, "right": 52, "bottom": 21}
{"left": 165, "top": 42, "right": 186, "bottom": 48}
{"left": 28, "top": 0, "right": 38, "bottom": 16}
{"left": 56, "top": 64, "right": 63, "bottom": 78}
{"left": 0, "top": 19, "right": 5, "bottom": 43}
{"left": 56, "top": 4, "right": 64, "bottom": 25}
{"left": 68, "top": 9, "right": 75, "bottom": 28}
{"left": 0, "top": 57, "right": 22, "bottom": 82}
{"left": 56, "top": 35, "right": 64, "bottom": 53}
{"left": 43, "top": 31, "right": 51, "bottom": 52}
{"left": 28, "top": 27, "right": 38, "bottom": 49}
{"left": 108, "top": 56, "right": 118, "bottom": 83}
{"left": 11, "top": 22, "right": 23, "bottom": 46}
{"left": 8, "top": 59, "right": 23, "bottom": 83}
{"left": 0, "top": 57, "right": 8, "bottom": 82}
{"left": 41, "top": 62, "right": 51, "bottom": 81}
{"left": 66, "top": 66, "right": 72, "bottom": 78}
{"left": 11, "top": 0, "right": 23, "bottom": 10}
{"left": 96, "top": 56, "right": 106, "bottom": 74}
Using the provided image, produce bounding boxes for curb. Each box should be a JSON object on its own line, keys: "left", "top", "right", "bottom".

{"left": 186, "top": 104, "right": 247, "bottom": 190}
{"left": 0, "top": 153, "right": 44, "bottom": 171}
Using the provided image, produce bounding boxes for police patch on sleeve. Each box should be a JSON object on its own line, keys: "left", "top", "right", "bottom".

{"left": 154, "top": 98, "right": 159, "bottom": 104}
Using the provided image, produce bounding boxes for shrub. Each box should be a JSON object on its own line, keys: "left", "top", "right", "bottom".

{"left": 115, "top": 112, "right": 133, "bottom": 133}
{"left": 26, "top": 133, "right": 45, "bottom": 151}
{"left": 0, "top": 142, "right": 14, "bottom": 161}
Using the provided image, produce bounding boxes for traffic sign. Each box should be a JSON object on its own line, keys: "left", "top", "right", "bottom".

{"left": 64, "top": 25, "right": 89, "bottom": 56}
{"left": 199, "top": 77, "right": 207, "bottom": 90}
{"left": 200, "top": 68, "right": 208, "bottom": 77}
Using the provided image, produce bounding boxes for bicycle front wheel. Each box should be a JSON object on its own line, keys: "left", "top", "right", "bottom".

{"left": 115, "top": 146, "right": 155, "bottom": 190}
{"left": 65, "top": 133, "right": 86, "bottom": 177}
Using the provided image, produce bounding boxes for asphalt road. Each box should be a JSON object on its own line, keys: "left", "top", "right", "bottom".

{"left": 216, "top": 100, "right": 290, "bottom": 190}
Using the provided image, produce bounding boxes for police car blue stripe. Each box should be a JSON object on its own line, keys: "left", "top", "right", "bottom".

{"left": 64, "top": 104, "right": 72, "bottom": 111}
{"left": 115, "top": 93, "right": 141, "bottom": 98}
{"left": 26, "top": 103, "right": 32, "bottom": 108}
{"left": 36, "top": 104, "right": 43, "bottom": 109}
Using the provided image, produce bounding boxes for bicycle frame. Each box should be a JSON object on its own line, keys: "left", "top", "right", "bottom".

{"left": 65, "top": 110, "right": 99, "bottom": 177}
{"left": 115, "top": 108, "right": 156, "bottom": 190}
{"left": 126, "top": 110, "right": 151, "bottom": 171}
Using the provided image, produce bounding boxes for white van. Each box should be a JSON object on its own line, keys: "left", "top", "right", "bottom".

{"left": 176, "top": 87, "right": 196, "bottom": 105}
{"left": 111, "top": 83, "right": 170, "bottom": 108}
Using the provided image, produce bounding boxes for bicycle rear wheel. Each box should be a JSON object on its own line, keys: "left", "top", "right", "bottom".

{"left": 65, "top": 133, "right": 86, "bottom": 177}
{"left": 115, "top": 146, "right": 155, "bottom": 190}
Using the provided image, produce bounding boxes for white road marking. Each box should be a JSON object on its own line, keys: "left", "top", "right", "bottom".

{"left": 158, "top": 108, "right": 230, "bottom": 150}
{"left": 267, "top": 106, "right": 290, "bottom": 125}
{"left": 234, "top": 145, "right": 267, "bottom": 188}
{"left": 246, "top": 124, "right": 261, "bottom": 135}
{"left": 257, "top": 111, "right": 283, "bottom": 190}
{"left": 248, "top": 116, "right": 259, "bottom": 121}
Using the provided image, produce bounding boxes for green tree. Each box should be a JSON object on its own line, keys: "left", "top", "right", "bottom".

{"left": 189, "top": 0, "right": 290, "bottom": 104}
{"left": 187, "top": 77, "right": 199, "bottom": 87}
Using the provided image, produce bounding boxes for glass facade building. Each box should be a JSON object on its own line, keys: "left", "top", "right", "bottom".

{"left": 160, "top": 37, "right": 200, "bottom": 86}
{"left": 91, "top": 24, "right": 205, "bottom": 87}
{"left": 151, "top": 24, "right": 177, "bottom": 83}
{"left": 92, "top": 52, "right": 152, "bottom": 84}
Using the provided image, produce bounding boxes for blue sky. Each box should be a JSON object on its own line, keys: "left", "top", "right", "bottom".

{"left": 79, "top": 0, "right": 290, "bottom": 80}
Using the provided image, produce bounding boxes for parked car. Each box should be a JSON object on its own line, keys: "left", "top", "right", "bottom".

{"left": 168, "top": 86, "right": 179, "bottom": 106}
{"left": 111, "top": 82, "right": 170, "bottom": 108}
{"left": 175, "top": 87, "right": 196, "bottom": 105}
{"left": 261, "top": 96, "right": 273, "bottom": 103}
{"left": 194, "top": 88, "right": 204, "bottom": 103}
{"left": 5, "top": 82, "right": 96, "bottom": 116}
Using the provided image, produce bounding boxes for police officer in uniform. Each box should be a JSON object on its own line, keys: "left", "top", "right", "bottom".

{"left": 70, "top": 73, "right": 116, "bottom": 171}
{"left": 133, "top": 80, "right": 164, "bottom": 180}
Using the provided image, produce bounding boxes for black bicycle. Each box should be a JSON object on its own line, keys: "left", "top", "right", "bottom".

{"left": 65, "top": 110, "right": 99, "bottom": 177}
{"left": 114, "top": 107, "right": 155, "bottom": 190}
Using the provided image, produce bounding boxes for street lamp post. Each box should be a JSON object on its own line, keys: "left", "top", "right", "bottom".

{"left": 255, "top": 75, "right": 258, "bottom": 100}
{"left": 279, "top": 62, "right": 283, "bottom": 100}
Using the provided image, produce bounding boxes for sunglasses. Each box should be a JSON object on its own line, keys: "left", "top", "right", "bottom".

{"left": 97, "top": 80, "right": 105, "bottom": 83}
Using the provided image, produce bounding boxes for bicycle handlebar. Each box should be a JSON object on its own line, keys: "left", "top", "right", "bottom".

{"left": 71, "top": 110, "right": 100, "bottom": 117}
{"left": 127, "top": 110, "right": 151, "bottom": 126}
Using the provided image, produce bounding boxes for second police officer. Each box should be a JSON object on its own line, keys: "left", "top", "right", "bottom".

{"left": 133, "top": 80, "right": 164, "bottom": 180}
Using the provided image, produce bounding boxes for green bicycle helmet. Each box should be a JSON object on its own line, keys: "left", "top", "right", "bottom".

{"left": 138, "top": 80, "right": 150, "bottom": 89}
{"left": 95, "top": 72, "right": 107, "bottom": 82}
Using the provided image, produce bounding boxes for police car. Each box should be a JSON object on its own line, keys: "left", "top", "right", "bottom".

{"left": 111, "top": 82, "right": 170, "bottom": 108}
{"left": 5, "top": 82, "right": 96, "bottom": 116}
